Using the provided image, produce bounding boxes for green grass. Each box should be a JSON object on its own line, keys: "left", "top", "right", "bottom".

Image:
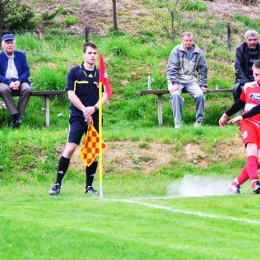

{"left": 1, "top": 183, "right": 260, "bottom": 260}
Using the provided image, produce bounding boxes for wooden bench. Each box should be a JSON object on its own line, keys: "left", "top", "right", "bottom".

{"left": 136, "top": 89, "right": 233, "bottom": 126}
{"left": 30, "top": 90, "right": 66, "bottom": 127}
{"left": 1, "top": 90, "right": 66, "bottom": 127}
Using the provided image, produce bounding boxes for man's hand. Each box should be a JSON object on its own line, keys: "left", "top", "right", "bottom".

{"left": 219, "top": 113, "right": 229, "bottom": 128}
{"left": 169, "top": 84, "right": 180, "bottom": 93}
{"left": 84, "top": 115, "right": 93, "bottom": 125}
{"left": 228, "top": 115, "right": 242, "bottom": 125}
{"left": 9, "top": 81, "right": 20, "bottom": 90}
{"left": 83, "top": 106, "right": 95, "bottom": 117}
{"left": 200, "top": 86, "right": 208, "bottom": 94}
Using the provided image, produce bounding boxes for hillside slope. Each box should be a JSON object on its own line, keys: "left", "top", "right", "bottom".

{"left": 34, "top": 0, "right": 260, "bottom": 36}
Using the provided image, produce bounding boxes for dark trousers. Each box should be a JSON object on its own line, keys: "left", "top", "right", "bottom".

{"left": 0, "top": 82, "right": 31, "bottom": 115}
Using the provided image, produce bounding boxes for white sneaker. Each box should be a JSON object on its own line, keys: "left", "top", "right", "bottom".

{"left": 175, "top": 123, "right": 181, "bottom": 129}
{"left": 194, "top": 121, "right": 202, "bottom": 128}
{"left": 228, "top": 182, "right": 241, "bottom": 195}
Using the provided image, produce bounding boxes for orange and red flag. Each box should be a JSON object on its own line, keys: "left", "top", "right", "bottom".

{"left": 79, "top": 124, "right": 107, "bottom": 166}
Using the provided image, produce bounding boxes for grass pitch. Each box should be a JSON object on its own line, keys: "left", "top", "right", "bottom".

{"left": 1, "top": 182, "right": 260, "bottom": 260}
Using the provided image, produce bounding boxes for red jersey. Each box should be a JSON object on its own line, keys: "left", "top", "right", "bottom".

{"left": 241, "top": 81, "right": 260, "bottom": 122}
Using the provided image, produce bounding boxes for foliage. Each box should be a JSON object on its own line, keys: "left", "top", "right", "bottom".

{"left": 32, "top": 65, "right": 67, "bottom": 91}
{"left": 0, "top": 0, "right": 36, "bottom": 32}
{"left": 180, "top": 0, "right": 207, "bottom": 11}
{"left": 70, "top": 1, "right": 79, "bottom": 7}
{"left": 233, "top": 13, "right": 260, "bottom": 29}
{"left": 64, "top": 15, "right": 78, "bottom": 25}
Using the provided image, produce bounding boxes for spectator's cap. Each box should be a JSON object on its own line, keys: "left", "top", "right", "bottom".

{"left": 2, "top": 34, "right": 15, "bottom": 42}
{"left": 245, "top": 30, "right": 259, "bottom": 39}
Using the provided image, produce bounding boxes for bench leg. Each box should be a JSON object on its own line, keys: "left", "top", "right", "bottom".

{"left": 45, "top": 96, "right": 50, "bottom": 127}
{"left": 158, "top": 94, "right": 163, "bottom": 126}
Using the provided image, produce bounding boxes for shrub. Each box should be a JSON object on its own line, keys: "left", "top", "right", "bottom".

{"left": 180, "top": 0, "right": 207, "bottom": 11}
{"left": 32, "top": 65, "right": 67, "bottom": 91}
{"left": 65, "top": 16, "right": 78, "bottom": 25}
{"left": 2, "top": 0, "right": 36, "bottom": 31}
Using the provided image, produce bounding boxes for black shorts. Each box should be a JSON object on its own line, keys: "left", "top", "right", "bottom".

{"left": 68, "top": 116, "right": 99, "bottom": 145}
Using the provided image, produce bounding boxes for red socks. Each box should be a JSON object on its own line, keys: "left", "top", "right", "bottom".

{"left": 246, "top": 155, "right": 258, "bottom": 181}
{"left": 237, "top": 166, "right": 249, "bottom": 185}
{"left": 234, "top": 156, "right": 258, "bottom": 187}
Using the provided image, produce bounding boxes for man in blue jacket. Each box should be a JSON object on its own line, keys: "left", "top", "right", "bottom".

{"left": 0, "top": 34, "right": 31, "bottom": 127}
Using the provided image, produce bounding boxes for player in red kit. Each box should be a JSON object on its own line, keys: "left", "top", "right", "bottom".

{"left": 219, "top": 59, "right": 260, "bottom": 194}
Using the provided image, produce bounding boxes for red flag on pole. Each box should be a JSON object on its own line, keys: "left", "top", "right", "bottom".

{"left": 99, "top": 54, "right": 112, "bottom": 98}
{"left": 79, "top": 124, "right": 107, "bottom": 167}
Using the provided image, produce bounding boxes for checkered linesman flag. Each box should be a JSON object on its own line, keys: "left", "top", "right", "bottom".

{"left": 79, "top": 124, "right": 107, "bottom": 166}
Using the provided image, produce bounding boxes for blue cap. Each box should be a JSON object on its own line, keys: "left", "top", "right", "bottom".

{"left": 2, "top": 34, "right": 15, "bottom": 42}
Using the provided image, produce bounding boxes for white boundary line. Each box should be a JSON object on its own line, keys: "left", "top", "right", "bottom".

{"left": 109, "top": 199, "right": 260, "bottom": 225}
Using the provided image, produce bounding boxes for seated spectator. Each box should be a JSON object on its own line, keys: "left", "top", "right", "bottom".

{"left": 0, "top": 34, "right": 31, "bottom": 127}
{"left": 233, "top": 30, "right": 260, "bottom": 101}
{"left": 167, "top": 32, "right": 207, "bottom": 129}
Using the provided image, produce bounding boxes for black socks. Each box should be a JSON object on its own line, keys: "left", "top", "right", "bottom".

{"left": 55, "top": 156, "right": 70, "bottom": 185}
{"left": 86, "top": 161, "right": 98, "bottom": 187}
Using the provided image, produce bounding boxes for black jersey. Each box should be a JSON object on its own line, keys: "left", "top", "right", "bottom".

{"left": 65, "top": 63, "right": 103, "bottom": 118}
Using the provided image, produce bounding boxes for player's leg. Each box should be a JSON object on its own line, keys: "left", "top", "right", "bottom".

{"left": 49, "top": 118, "right": 86, "bottom": 195}
{"left": 243, "top": 121, "right": 260, "bottom": 194}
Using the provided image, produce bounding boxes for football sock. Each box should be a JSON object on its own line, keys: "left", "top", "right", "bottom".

{"left": 86, "top": 161, "right": 98, "bottom": 187}
{"left": 246, "top": 155, "right": 258, "bottom": 181}
{"left": 251, "top": 179, "right": 258, "bottom": 188}
{"left": 236, "top": 166, "right": 249, "bottom": 185}
{"left": 55, "top": 156, "right": 70, "bottom": 185}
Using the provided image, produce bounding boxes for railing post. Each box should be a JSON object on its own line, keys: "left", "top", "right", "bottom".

{"left": 227, "top": 23, "right": 231, "bottom": 52}
{"left": 85, "top": 26, "right": 90, "bottom": 43}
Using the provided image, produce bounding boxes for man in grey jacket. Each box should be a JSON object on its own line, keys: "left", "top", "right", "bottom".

{"left": 167, "top": 32, "right": 207, "bottom": 129}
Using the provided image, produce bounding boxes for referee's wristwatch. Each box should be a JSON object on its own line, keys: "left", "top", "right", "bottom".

{"left": 94, "top": 105, "right": 98, "bottom": 111}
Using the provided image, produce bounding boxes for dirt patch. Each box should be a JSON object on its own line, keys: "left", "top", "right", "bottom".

{"left": 34, "top": 0, "right": 152, "bottom": 35}
{"left": 205, "top": 0, "right": 260, "bottom": 20}
{"left": 67, "top": 136, "right": 246, "bottom": 173}
{"left": 69, "top": 141, "right": 173, "bottom": 173}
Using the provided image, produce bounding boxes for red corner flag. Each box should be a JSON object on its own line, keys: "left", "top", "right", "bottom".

{"left": 99, "top": 54, "right": 112, "bottom": 98}
{"left": 79, "top": 124, "right": 107, "bottom": 166}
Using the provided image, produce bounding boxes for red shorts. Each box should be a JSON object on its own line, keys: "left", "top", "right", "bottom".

{"left": 239, "top": 119, "right": 260, "bottom": 148}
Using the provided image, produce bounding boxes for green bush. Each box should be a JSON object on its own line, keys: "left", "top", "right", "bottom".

{"left": 65, "top": 16, "right": 78, "bottom": 25}
{"left": 32, "top": 65, "right": 67, "bottom": 91}
{"left": 180, "top": 0, "right": 207, "bottom": 11}
{"left": 70, "top": 1, "right": 79, "bottom": 7}
{"left": 234, "top": 13, "right": 260, "bottom": 27}
{"left": 3, "top": 0, "right": 36, "bottom": 31}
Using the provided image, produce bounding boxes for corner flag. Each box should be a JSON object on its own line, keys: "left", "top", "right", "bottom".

{"left": 79, "top": 124, "right": 107, "bottom": 167}
{"left": 99, "top": 54, "right": 112, "bottom": 97}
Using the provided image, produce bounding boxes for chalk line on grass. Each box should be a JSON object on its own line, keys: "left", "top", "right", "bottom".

{"left": 109, "top": 199, "right": 260, "bottom": 225}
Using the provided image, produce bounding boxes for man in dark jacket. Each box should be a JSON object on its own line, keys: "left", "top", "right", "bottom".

{"left": 0, "top": 34, "right": 31, "bottom": 127}
{"left": 233, "top": 30, "right": 260, "bottom": 101}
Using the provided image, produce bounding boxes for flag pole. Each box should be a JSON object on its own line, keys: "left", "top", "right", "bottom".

{"left": 99, "top": 55, "right": 104, "bottom": 199}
